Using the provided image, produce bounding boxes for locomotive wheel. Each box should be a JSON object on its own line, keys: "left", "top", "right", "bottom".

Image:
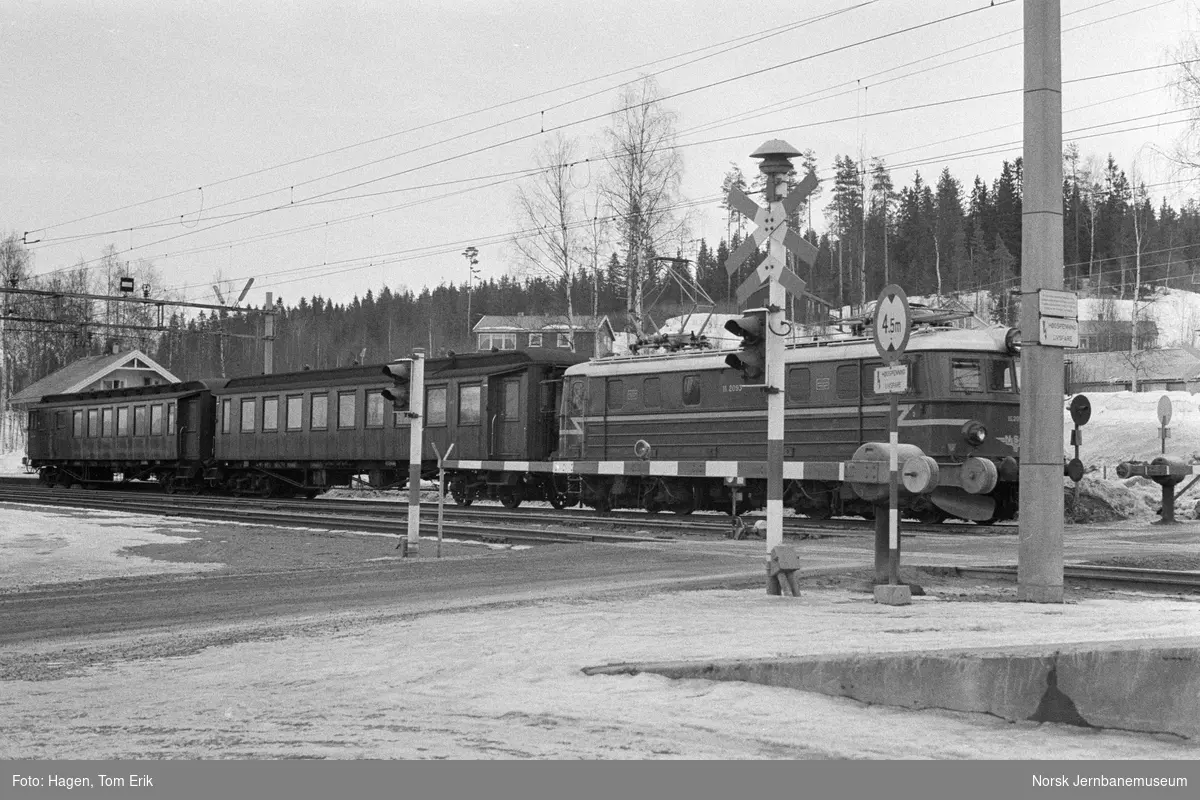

{"left": 548, "top": 491, "right": 569, "bottom": 510}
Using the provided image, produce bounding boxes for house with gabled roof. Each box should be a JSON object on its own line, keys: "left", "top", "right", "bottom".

{"left": 472, "top": 313, "right": 616, "bottom": 358}
{"left": 10, "top": 348, "right": 180, "bottom": 410}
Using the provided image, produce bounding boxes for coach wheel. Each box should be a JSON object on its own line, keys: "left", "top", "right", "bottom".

{"left": 451, "top": 478, "right": 475, "bottom": 507}
{"left": 304, "top": 489, "right": 320, "bottom": 500}
{"left": 163, "top": 477, "right": 178, "bottom": 494}
{"left": 254, "top": 475, "right": 276, "bottom": 499}
{"left": 38, "top": 468, "right": 55, "bottom": 487}
{"left": 500, "top": 484, "right": 524, "bottom": 509}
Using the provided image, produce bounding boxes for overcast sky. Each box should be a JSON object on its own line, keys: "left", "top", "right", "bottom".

{"left": 1, "top": 0, "right": 1195, "bottom": 310}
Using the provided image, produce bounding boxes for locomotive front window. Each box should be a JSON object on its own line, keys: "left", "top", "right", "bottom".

{"left": 286, "top": 396, "right": 303, "bottom": 430}
{"left": 117, "top": 407, "right": 130, "bottom": 436}
{"left": 426, "top": 387, "right": 447, "bottom": 426}
{"left": 311, "top": 395, "right": 328, "bottom": 430}
{"left": 988, "top": 359, "right": 1017, "bottom": 392}
{"left": 221, "top": 399, "right": 232, "bottom": 434}
{"left": 459, "top": 384, "right": 482, "bottom": 424}
{"left": 73, "top": 410, "right": 83, "bottom": 438}
{"left": 337, "top": 392, "right": 356, "bottom": 429}
{"left": 365, "top": 391, "right": 386, "bottom": 428}
{"left": 951, "top": 359, "right": 983, "bottom": 392}
{"left": 263, "top": 397, "right": 279, "bottom": 431}
{"left": 240, "top": 399, "right": 256, "bottom": 433}
{"left": 682, "top": 375, "right": 701, "bottom": 406}
{"left": 150, "top": 405, "right": 164, "bottom": 435}
{"left": 134, "top": 406, "right": 148, "bottom": 436}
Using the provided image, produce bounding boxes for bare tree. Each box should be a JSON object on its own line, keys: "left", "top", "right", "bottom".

{"left": 511, "top": 131, "right": 584, "bottom": 348}
{"left": 602, "top": 76, "right": 685, "bottom": 334}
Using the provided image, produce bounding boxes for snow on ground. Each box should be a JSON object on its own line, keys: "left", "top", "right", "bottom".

{"left": 1, "top": 505, "right": 1199, "bottom": 758}
{"left": 0, "top": 505, "right": 223, "bottom": 591}
{"left": 1078, "top": 287, "right": 1200, "bottom": 348}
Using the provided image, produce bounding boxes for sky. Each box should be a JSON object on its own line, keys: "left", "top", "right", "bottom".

{"left": 2, "top": 0, "right": 1198, "bottom": 312}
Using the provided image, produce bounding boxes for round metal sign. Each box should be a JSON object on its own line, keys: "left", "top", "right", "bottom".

{"left": 873, "top": 284, "right": 911, "bottom": 364}
{"left": 1158, "top": 395, "right": 1173, "bottom": 427}
{"left": 1068, "top": 394, "right": 1091, "bottom": 427}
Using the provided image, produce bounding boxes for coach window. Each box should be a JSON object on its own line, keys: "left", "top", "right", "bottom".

{"left": 786, "top": 368, "right": 812, "bottom": 404}
{"left": 263, "top": 397, "right": 279, "bottom": 431}
{"left": 682, "top": 374, "right": 701, "bottom": 406}
{"left": 951, "top": 358, "right": 983, "bottom": 393}
{"left": 365, "top": 390, "right": 386, "bottom": 428}
{"left": 167, "top": 402, "right": 176, "bottom": 436}
{"left": 240, "top": 398, "right": 256, "bottom": 433}
{"left": 88, "top": 409, "right": 100, "bottom": 437}
{"left": 286, "top": 395, "right": 303, "bottom": 430}
{"left": 337, "top": 391, "right": 356, "bottom": 429}
{"left": 73, "top": 410, "right": 83, "bottom": 438}
{"left": 117, "top": 407, "right": 130, "bottom": 436}
{"left": 102, "top": 408, "right": 114, "bottom": 437}
{"left": 642, "top": 377, "right": 661, "bottom": 408}
{"left": 835, "top": 364, "right": 860, "bottom": 400}
{"left": 425, "top": 387, "right": 447, "bottom": 426}
{"left": 150, "top": 404, "right": 164, "bottom": 435}
{"left": 459, "top": 384, "right": 482, "bottom": 424}
{"left": 134, "top": 406, "right": 148, "bottom": 435}
{"left": 220, "top": 399, "right": 231, "bottom": 433}
{"left": 606, "top": 379, "right": 624, "bottom": 411}
{"left": 311, "top": 394, "right": 328, "bottom": 430}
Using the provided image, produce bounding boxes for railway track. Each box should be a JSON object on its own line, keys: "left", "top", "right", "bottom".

{"left": 943, "top": 564, "right": 1200, "bottom": 594}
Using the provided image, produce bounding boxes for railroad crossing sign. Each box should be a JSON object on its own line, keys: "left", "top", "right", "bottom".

{"left": 874, "top": 284, "right": 911, "bottom": 364}
{"left": 724, "top": 170, "right": 819, "bottom": 304}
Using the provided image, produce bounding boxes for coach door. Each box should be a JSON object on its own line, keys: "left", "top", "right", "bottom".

{"left": 180, "top": 396, "right": 204, "bottom": 461}
{"left": 489, "top": 376, "right": 524, "bottom": 458}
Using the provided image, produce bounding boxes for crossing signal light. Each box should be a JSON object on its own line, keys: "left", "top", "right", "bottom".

{"left": 724, "top": 309, "right": 767, "bottom": 383}
{"left": 381, "top": 360, "right": 413, "bottom": 411}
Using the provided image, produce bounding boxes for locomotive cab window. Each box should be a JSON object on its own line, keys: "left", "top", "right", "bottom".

{"left": 951, "top": 358, "right": 983, "bottom": 392}
{"left": 337, "top": 391, "right": 356, "bottom": 429}
{"left": 682, "top": 375, "right": 701, "bottom": 406}
{"left": 311, "top": 394, "right": 328, "bottom": 430}
{"left": 263, "top": 397, "right": 279, "bottom": 431}
{"left": 988, "top": 359, "right": 1017, "bottom": 392}
{"left": 459, "top": 384, "right": 482, "bottom": 424}
{"left": 240, "top": 399, "right": 256, "bottom": 433}
{"left": 425, "top": 387, "right": 447, "bottom": 426}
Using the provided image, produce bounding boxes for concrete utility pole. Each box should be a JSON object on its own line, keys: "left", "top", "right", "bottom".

{"left": 263, "top": 292, "right": 275, "bottom": 375}
{"left": 1018, "top": 0, "right": 1065, "bottom": 603}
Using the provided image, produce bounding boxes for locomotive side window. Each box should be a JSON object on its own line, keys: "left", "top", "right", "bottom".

{"left": 88, "top": 409, "right": 100, "bottom": 437}
{"left": 240, "top": 399, "right": 256, "bottom": 433}
{"left": 263, "top": 397, "right": 279, "bottom": 431}
{"left": 951, "top": 359, "right": 983, "bottom": 392}
{"left": 311, "top": 394, "right": 329, "bottom": 430}
{"left": 150, "top": 404, "right": 164, "bottom": 435}
{"left": 337, "top": 391, "right": 356, "bottom": 429}
{"left": 73, "top": 410, "right": 83, "bottom": 437}
{"left": 606, "top": 380, "right": 624, "bottom": 411}
{"left": 365, "top": 391, "right": 386, "bottom": 428}
{"left": 167, "top": 402, "right": 176, "bottom": 435}
{"left": 835, "top": 365, "right": 859, "bottom": 400}
{"left": 988, "top": 359, "right": 1017, "bottom": 392}
{"left": 786, "top": 368, "right": 812, "bottom": 404}
{"left": 286, "top": 396, "right": 303, "bottom": 430}
{"left": 117, "top": 407, "right": 130, "bottom": 436}
{"left": 102, "top": 408, "right": 114, "bottom": 437}
{"left": 459, "top": 384, "right": 482, "bottom": 424}
{"left": 682, "top": 375, "right": 701, "bottom": 406}
{"left": 425, "top": 387, "right": 447, "bottom": 426}
{"left": 134, "top": 406, "right": 148, "bottom": 436}
{"left": 643, "top": 377, "right": 661, "bottom": 408}
{"left": 221, "top": 399, "right": 232, "bottom": 434}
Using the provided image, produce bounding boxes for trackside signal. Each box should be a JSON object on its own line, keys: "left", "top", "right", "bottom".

{"left": 724, "top": 309, "right": 767, "bottom": 383}
{"left": 381, "top": 359, "right": 413, "bottom": 411}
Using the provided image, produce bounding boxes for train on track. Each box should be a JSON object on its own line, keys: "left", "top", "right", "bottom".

{"left": 25, "top": 316, "right": 1022, "bottom": 523}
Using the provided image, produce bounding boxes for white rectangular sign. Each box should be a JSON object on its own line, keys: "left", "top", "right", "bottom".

{"left": 1038, "top": 316, "right": 1079, "bottom": 348}
{"left": 873, "top": 363, "right": 908, "bottom": 394}
{"left": 1039, "top": 289, "right": 1078, "bottom": 319}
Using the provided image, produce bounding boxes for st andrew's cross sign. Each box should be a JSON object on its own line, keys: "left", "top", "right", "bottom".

{"left": 724, "top": 170, "right": 819, "bottom": 304}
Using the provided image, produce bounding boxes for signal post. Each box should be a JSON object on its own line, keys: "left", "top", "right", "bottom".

{"left": 724, "top": 140, "right": 819, "bottom": 592}
{"left": 382, "top": 350, "right": 425, "bottom": 556}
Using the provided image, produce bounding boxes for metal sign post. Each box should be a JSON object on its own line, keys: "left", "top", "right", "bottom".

{"left": 404, "top": 350, "right": 426, "bottom": 556}
{"left": 724, "top": 140, "right": 820, "bottom": 595}
{"left": 432, "top": 442, "right": 455, "bottom": 559}
{"left": 873, "top": 284, "right": 911, "bottom": 606}
{"left": 1158, "top": 395, "right": 1173, "bottom": 455}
